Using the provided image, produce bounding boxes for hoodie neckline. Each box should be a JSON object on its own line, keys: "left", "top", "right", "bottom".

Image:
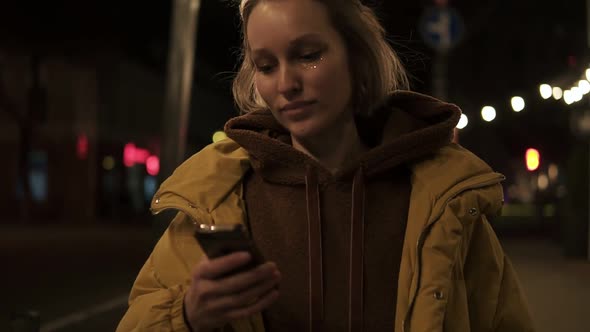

{"left": 225, "top": 91, "right": 461, "bottom": 185}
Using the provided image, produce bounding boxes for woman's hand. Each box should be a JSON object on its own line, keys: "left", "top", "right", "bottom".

{"left": 184, "top": 252, "right": 281, "bottom": 331}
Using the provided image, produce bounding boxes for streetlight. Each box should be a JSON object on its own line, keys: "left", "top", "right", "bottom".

{"left": 539, "top": 84, "right": 552, "bottom": 99}
{"left": 579, "top": 80, "right": 590, "bottom": 94}
{"left": 553, "top": 87, "right": 563, "bottom": 100}
{"left": 548, "top": 164, "right": 559, "bottom": 181}
{"left": 456, "top": 114, "right": 468, "bottom": 129}
{"left": 564, "top": 90, "right": 575, "bottom": 105}
{"left": 511, "top": 96, "right": 525, "bottom": 112}
{"left": 481, "top": 106, "right": 496, "bottom": 122}
{"left": 572, "top": 87, "right": 583, "bottom": 102}
{"left": 537, "top": 173, "right": 549, "bottom": 191}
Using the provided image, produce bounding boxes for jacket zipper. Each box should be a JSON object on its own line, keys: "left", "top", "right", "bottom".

{"left": 151, "top": 201, "right": 203, "bottom": 225}
{"left": 402, "top": 174, "right": 504, "bottom": 332}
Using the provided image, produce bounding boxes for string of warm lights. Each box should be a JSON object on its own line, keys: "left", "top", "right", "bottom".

{"left": 210, "top": 66, "right": 590, "bottom": 137}
{"left": 456, "top": 66, "right": 590, "bottom": 130}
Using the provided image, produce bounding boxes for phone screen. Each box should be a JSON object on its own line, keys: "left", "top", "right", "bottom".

{"left": 194, "top": 224, "right": 265, "bottom": 273}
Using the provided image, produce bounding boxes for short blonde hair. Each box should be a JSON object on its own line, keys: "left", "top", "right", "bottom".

{"left": 232, "top": 0, "right": 409, "bottom": 115}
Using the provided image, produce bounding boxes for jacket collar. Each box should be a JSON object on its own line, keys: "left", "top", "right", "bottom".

{"left": 412, "top": 143, "right": 505, "bottom": 219}
{"left": 152, "top": 139, "right": 504, "bottom": 221}
{"left": 150, "top": 139, "right": 251, "bottom": 223}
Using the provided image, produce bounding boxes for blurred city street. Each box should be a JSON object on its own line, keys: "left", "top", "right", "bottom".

{"left": 501, "top": 235, "right": 590, "bottom": 332}
{"left": 1, "top": 0, "right": 590, "bottom": 331}
{"left": 1, "top": 222, "right": 154, "bottom": 332}
{"left": 2, "top": 222, "right": 589, "bottom": 332}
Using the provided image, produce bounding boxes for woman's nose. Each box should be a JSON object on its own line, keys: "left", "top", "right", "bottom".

{"left": 277, "top": 65, "right": 302, "bottom": 97}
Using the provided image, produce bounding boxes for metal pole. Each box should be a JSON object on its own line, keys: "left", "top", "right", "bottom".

{"left": 432, "top": 51, "right": 448, "bottom": 101}
{"left": 153, "top": 0, "right": 201, "bottom": 239}
{"left": 587, "top": 0, "right": 590, "bottom": 49}
{"left": 587, "top": 0, "right": 590, "bottom": 260}
{"left": 160, "top": 0, "right": 201, "bottom": 181}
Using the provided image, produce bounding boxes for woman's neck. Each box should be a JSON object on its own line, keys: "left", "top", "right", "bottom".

{"left": 291, "top": 114, "right": 367, "bottom": 173}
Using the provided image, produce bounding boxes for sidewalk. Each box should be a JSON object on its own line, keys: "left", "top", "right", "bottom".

{"left": 501, "top": 236, "right": 590, "bottom": 332}
{"left": 1, "top": 223, "right": 155, "bottom": 332}
{"left": 2, "top": 224, "right": 589, "bottom": 332}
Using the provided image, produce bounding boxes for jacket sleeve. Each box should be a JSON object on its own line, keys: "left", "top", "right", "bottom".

{"left": 466, "top": 214, "right": 536, "bottom": 332}
{"left": 116, "top": 255, "right": 191, "bottom": 332}
{"left": 116, "top": 213, "right": 198, "bottom": 332}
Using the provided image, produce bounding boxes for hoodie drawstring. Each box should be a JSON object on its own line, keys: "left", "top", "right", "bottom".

{"left": 305, "top": 166, "right": 324, "bottom": 332}
{"left": 349, "top": 167, "right": 366, "bottom": 332}
{"left": 305, "top": 166, "right": 366, "bottom": 332}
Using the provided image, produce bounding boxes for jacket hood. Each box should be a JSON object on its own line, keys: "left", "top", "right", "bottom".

{"left": 224, "top": 91, "right": 461, "bottom": 185}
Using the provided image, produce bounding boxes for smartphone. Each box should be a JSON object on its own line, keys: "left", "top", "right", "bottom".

{"left": 194, "top": 223, "right": 265, "bottom": 274}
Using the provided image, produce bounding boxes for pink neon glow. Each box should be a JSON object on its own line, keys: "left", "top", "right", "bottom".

{"left": 124, "top": 142, "right": 155, "bottom": 169}
{"left": 124, "top": 143, "right": 136, "bottom": 167}
{"left": 146, "top": 155, "right": 160, "bottom": 176}
{"left": 134, "top": 149, "right": 150, "bottom": 163}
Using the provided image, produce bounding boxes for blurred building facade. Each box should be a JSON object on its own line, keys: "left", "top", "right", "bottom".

{"left": 0, "top": 51, "right": 153, "bottom": 224}
{"left": 0, "top": 41, "right": 237, "bottom": 224}
{"left": 0, "top": 51, "right": 101, "bottom": 222}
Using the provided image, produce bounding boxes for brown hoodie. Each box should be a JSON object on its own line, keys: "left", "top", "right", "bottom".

{"left": 224, "top": 91, "right": 460, "bottom": 332}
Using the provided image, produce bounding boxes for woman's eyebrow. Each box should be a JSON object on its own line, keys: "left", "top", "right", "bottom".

{"left": 288, "top": 33, "right": 323, "bottom": 47}
{"left": 250, "top": 33, "right": 324, "bottom": 56}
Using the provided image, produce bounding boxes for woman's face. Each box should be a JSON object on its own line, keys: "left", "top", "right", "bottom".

{"left": 247, "top": 0, "right": 353, "bottom": 139}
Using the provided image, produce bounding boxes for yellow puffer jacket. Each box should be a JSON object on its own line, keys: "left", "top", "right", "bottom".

{"left": 117, "top": 139, "right": 535, "bottom": 332}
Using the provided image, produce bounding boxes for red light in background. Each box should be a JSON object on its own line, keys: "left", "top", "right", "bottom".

{"left": 568, "top": 55, "right": 577, "bottom": 67}
{"left": 77, "top": 134, "right": 88, "bottom": 160}
{"left": 124, "top": 142, "right": 156, "bottom": 171}
{"left": 146, "top": 156, "right": 160, "bottom": 176}
{"left": 124, "top": 143, "right": 136, "bottom": 167}
{"left": 526, "top": 148, "right": 540, "bottom": 171}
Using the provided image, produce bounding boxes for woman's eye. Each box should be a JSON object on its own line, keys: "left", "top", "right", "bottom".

{"left": 256, "top": 64, "right": 275, "bottom": 74}
{"left": 300, "top": 51, "right": 321, "bottom": 62}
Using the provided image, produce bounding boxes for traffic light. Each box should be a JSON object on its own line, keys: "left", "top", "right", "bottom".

{"left": 526, "top": 148, "right": 540, "bottom": 171}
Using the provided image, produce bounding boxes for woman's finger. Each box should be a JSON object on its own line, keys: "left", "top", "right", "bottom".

{"left": 206, "top": 272, "right": 281, "bottom": 312}
{"left": 195, "top": 252, "right": 251, "bottom": 280}
{"left": 223, "top": 289, "right": 280, "bottom": 321}
{"left": 215, "top": 262, "right": 278, "bottom": 295}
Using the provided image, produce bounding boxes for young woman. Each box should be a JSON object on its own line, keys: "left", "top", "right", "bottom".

{"left": 117, "top": 1, "right": 535, "bottom": 331}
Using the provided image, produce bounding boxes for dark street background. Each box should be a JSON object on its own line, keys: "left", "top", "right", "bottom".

{"left": 1, "top": 0, "right": 590, "bottom": 331}
{"left": 2, "top": 224, "right": 589, "bottom": 332}
{"left": 1, "top": 224, "right": 153, "bottom": 332}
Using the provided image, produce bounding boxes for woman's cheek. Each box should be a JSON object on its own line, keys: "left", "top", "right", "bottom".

{"left": 305, "top": 65, "right": 332, "bottom": 91}
{"left": 255, "top": 79, "right": 273, "bottom": 107}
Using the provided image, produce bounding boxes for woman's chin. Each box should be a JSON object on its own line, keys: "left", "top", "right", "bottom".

{"left": 284, "top": 120, "right": 325, "bottom": 140}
